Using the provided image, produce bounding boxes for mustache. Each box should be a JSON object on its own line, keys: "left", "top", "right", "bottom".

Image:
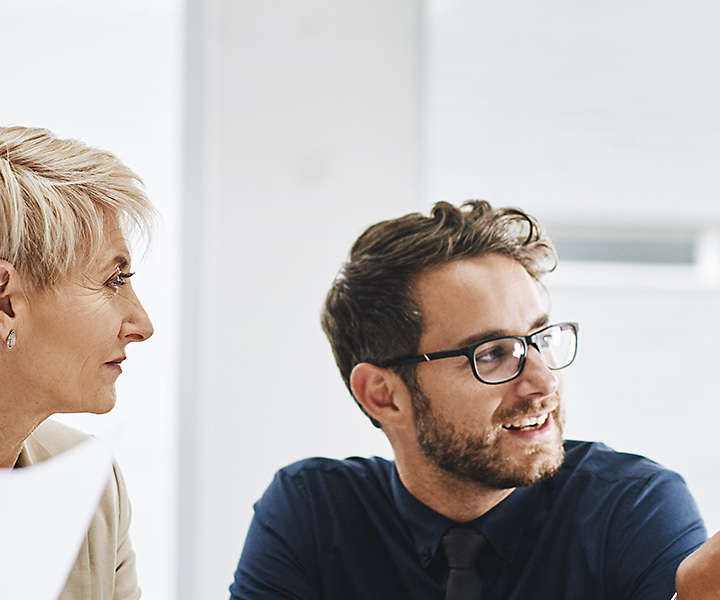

{"left": 494, "top": 393, "right": 561, "bottom": 424}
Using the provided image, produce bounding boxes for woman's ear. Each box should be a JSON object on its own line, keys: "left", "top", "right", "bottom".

{"left": 350, "top": 363, "right": 413, "bottom": 429}
{"left": 0, "top": 260, "right": 20, "bottom": 340}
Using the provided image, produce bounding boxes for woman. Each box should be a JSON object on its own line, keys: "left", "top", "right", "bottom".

{"left": 0, "top": 126, "right": 154, "bottom": 599}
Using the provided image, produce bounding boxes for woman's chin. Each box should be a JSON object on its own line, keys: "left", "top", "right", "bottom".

{"left": 58, "top": 391, "right": 117, "bottom": 415}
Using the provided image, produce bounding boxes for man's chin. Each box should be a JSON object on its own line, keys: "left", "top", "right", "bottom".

{"left": 429, "top": 433, "right": 565, "bottom": 489}
{"left": 492, "top": 432, "right": 565, "bottom": 487}
{"left": 414, "top": 388, "right": 567, "bottom": 488}
{"left": 512, "top": 444, "right": 564, "bottom": 486}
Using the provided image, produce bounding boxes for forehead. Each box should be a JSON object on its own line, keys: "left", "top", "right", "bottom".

{"left": 101, "top": 213, "right": 127, "bottom": 253}
{"left": 413, "top": 254, "right": 548, "bottom": 348}
{"left": 87, "top": 212, "right": 131, "bottom": 272}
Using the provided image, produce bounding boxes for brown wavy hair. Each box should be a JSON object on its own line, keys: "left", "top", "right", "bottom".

{"left": 321, "top": 200, "right": 557, "bottom": 427}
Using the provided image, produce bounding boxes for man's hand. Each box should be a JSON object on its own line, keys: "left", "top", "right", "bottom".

{"left": 677, "top": 530, "right": 720, "bottom": 599}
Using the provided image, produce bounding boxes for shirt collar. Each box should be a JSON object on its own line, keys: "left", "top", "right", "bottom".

{"left": 468, "top": 481, "right": 549, "bottom": 562}
{"left": 14, "top": 441, "right": 32, "bottom": 468}
{"left": 390, "top": 462, "right": 550, "bottom": 567}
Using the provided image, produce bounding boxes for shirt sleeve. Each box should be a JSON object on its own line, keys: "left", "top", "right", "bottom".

{"left": 112, "top": 461, "right": 142, "bottom": 600}
{"left": 229, "top": 469, "right": 319, "bottom": 600}
{"left": 605, "top": 470, "right": 707, "bottom": 600}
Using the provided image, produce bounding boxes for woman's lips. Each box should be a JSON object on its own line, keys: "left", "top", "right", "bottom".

{"left": 104, "top": 356, "right": 126, "bottom": 372}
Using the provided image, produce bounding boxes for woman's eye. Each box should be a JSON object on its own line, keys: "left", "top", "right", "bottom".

{"left": 105, "top": 271, "right": 134, "bottom": 289}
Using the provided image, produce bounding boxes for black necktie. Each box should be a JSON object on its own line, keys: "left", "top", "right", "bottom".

{"left": 442, "top": 526, "right": 486, "bottom": 600}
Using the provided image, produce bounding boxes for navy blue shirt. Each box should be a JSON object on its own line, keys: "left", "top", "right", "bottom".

{"left": 230, "top": 441, "right": 706, "bottom": 599}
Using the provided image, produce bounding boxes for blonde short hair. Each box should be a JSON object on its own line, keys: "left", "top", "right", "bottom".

{"left": 0, "top": 126, "right": 153, "bottom": 290}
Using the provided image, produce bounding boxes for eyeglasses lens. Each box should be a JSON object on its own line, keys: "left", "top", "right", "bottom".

{"left": 535, "top": 324, "right": 577, "bottom": 370}
{"left": 473, "top": 339, "right": 525, "bottom": 383}
{"left": 472, "top": 324, "right": 577, "bottom": 383}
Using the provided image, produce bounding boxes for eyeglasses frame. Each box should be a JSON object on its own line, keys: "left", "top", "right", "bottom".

{"left": 381, "top": 321, "right": 579, "bottom": 385}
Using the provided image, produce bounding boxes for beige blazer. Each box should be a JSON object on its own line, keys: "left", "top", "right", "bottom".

{"left": 16, "top": 420, "right": 141, "bottom": 600}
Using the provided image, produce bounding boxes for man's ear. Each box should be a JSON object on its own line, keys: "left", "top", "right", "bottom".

{"left": 0, "top": 260, "right": 20, "bottom": 339}
{"left": 350, "top": 363, "right": 412, "bottom": 428}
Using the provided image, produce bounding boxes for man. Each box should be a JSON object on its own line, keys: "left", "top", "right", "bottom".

{"left": 675, "top": 531, "right": 720, "bottom": 599}
{"left": 230, "top": 200, "right": 706, "bottom": 599}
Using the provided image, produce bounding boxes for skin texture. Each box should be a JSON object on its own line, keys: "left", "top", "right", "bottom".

{"left": 409, "top": 375, "right": 563, "bottom": 489}
{"left": 0, "top": 212, "right": 153, "bottom": 468}
{"left": 350, "top": 253, "right": 565, "bottom": 522}
{"left": 676, "top": 530, "right": 720, "bottom": 599}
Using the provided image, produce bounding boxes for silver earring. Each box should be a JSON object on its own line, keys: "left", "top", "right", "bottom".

{"left": 6, "top": 329, "right": 16, "bottom": 349}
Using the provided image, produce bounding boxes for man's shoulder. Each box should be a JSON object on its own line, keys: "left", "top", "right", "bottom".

{"left": 277, "top": 455, "right": 394, "bottom": 484}
{"left": 259, "top": 455, "right": 395, "bottom": 508}
{"left": 562, "top": 439, "right": 681, "bottom": 484}
{"left": 22, "top": 419, "right": 92, "bottom": 465}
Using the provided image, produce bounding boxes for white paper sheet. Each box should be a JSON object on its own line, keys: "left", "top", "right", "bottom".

{"left": 0, "top": 437, "right": 112, "bottom": 600}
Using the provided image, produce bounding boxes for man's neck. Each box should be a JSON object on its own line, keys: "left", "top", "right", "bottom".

{"left": 394, "top": 451, "right": 514, "bottom": 523}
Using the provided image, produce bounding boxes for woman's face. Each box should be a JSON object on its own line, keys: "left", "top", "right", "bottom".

{"left": 15, "top": 215, "right": 154, "bottom": 415}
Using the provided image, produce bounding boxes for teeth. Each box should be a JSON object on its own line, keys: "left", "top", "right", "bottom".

{"left": 504, "top": 413, "right": 549, "bottom": 430}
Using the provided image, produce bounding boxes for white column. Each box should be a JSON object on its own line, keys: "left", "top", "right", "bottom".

{"left": 180, "top": 2, "right": 421, "bottom": 597}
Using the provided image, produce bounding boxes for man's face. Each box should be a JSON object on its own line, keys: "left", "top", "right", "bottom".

{"left": 409, "top": 253, "right": 565, "bottom": 489}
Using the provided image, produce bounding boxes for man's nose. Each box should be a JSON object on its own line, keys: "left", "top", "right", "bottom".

{"left": 516, "top": 345, "right": 558, "bottom": 398}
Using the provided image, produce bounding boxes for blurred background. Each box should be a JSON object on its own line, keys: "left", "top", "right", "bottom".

{"left": 3, "top": 1, "right": 720, "bottom": 598}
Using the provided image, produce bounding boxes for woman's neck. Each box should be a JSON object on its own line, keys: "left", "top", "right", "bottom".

{"left": 0, "top": 401, "right": 48, "bottom": 468}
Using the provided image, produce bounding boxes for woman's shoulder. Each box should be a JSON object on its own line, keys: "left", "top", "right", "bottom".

{"left": 23, "top": 419, "right": 92, "bottom": 464}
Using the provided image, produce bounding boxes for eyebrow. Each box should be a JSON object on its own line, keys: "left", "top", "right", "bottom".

{"left": 102, "top": 255, "right": 130, "bottom": 272}
{"left": 454, "top": 313, "right": 550, "bottom": 348}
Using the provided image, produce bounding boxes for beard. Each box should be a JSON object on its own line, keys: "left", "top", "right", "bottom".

{"left": 410, "top": 380, "right": 566, "bottom": 489}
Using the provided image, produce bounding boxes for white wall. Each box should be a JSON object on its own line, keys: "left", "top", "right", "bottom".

{"left": 180, "top": 2, "right": 421, "bottom": 597}
{"left": 1, "top": 2, "right": 182, "bottom": 599}
{"left": 425, "top": 0, "right": 720, "bottom": 227}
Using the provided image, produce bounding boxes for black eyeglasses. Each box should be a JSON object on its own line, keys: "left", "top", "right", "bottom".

{"left": 382, "top": 322, "right": 579, "bottom": 385}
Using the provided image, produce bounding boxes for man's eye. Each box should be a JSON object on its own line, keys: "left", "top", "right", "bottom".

{"left": 475, "top": 344, "right": 506, "bottom": 363}
{"left": 537, "top": 329, "right": 561, "bottom": 348}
